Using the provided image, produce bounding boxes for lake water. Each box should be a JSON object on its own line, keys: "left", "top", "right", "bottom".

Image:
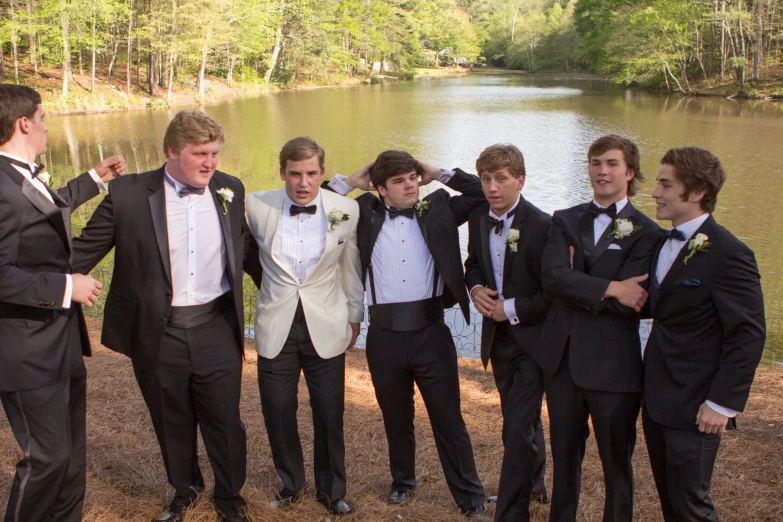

{"left": 43, "top": 74, "right": 783, "bottom": 364}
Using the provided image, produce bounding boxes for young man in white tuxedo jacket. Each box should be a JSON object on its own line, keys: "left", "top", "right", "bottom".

{"left": 0, "top": 84, "right": 125, "bottom": 522}
{"left": 245, "top": 137, "right": 364, "bottom": 516}
{"left": 643, "top": 147, "right": 765, "bottom": 521}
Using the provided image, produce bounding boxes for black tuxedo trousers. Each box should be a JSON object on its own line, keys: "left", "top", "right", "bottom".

{"left": 365, "top": 321, "right": 485, "bottom": 511}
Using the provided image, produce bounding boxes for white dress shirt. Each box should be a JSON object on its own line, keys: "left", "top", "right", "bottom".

{"left": 164, "top": 169, "right": 229, "bottom": 306}
{"left": 592, "top": 196, "right": 628, "bottom": 245}
{"left": 328, "top": 171, "right": 455, "bottom": 305}
{"left": 468, "top": 197, "right": 521, "bottom": 324}
{"left": 1, "top": 151, "right": 106, "bottom": 308}
{"left": 273, "top": 190, "right": 327, "bottom": 284}
{"left": 653, "top": 212, "right": 734, "bottom": 418}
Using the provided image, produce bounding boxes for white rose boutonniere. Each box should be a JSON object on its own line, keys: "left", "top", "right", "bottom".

{"left": 37, "top": 171, "right": 52, "bottom": 186}
{"left": 505, "top": 228, "right": 520, "bottom": 253}
{"left": 683, "top": 233, "right": 710, "bottom": 265}
{"left": 606, "top": 218, "right": 642, "bottom": 239}
{"left": 415, "top": 200, "right": 430, "bottom": 217}
{"left": 327, "top": 208, "right": 350, "bottom": 231}
{"left": 216, "top": 188, "right": 234, "bottom": 215}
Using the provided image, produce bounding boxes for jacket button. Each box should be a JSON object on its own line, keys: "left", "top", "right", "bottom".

{"left": 161, "top": 316, "right": 167, "bottom": 323}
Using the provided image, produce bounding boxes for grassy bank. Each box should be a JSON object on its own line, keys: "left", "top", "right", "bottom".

{"left": 1, "top": 316, "right": 781, "bottom": 521}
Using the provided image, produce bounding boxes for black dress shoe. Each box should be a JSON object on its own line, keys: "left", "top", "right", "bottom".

{"left": 531, "top": 492, "right": 549, "bottom": 504}
{"left": 319, "top": 498, "right": 354, "bottom": 515}
{"left": 387, "top": 489, "right": 414, "bottom": 505}
{"left": 462, "top": 504, "right": 489, "bottom": 519}
{"left": 486, "top": 495, "right": 497, "bottom": 503}
{"left": 269, "top": 495, "right": 297, "bottom": 509}
{"left": 218, "top": 512, "right": 249, "bottom": 522}
{"left": 153, "top": 510, "right": 183, "bottom": 522}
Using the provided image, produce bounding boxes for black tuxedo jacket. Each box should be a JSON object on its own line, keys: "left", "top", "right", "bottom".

{"left": 532, "top": 201, "right": 661, "bottom": 393}
{"left": 325, "top": 169, "right": 485, "bottom": 322}
{"left": 464, "top": 198, "right": 552, "bottom": 368}
{"left": 71, "top": 166, "right": 262, "bottom": 370}
{"left": 643, "top": 216, "right": 765, "bottom": 430}
{"left": 0, "top": 156, "right": 101, "bottom": 392}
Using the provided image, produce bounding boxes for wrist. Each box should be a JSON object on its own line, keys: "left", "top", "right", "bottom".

{"left": 604, "top": 281, "right": 617, "bottom": 299}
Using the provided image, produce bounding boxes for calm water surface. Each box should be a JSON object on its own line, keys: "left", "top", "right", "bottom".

{"left": 44, "top": 75, "right": 783, "bottom": 362}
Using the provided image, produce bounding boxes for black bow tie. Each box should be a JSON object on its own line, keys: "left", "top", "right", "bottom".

{"left": 587, "top": 202, "right": 617, "bottom": 220}
{"left": 388, "top": 206, "right": 415, "bottom": 219}
{"left": 4, "top": 156, "right": 45, "bottom": 178}
{"left": 665, "top": 228, "right": 686, "bottom": 241}
{"left": 486, "top": 206, "right": 517, "bottom": 235}
{"left": 290, "top": 204, "right": 317, "bottom": 216}
{"left": 163, "top": 173, "right": 205, "bottom": 197}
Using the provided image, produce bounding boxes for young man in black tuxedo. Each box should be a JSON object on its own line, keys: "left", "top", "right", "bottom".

{"left": 534, "top": 135, "right": 662, "bottom": 522}
{"left": 325, "top": 151, "right": 488, "bottom": 517}
{"left": 463, "top": 144, "right": 551, "bottom": 522}
{"left": 643, "top": 147, "right": 765, "bottom": 521}
{"left": 71, "top": 111, "right": 262, "bottom": 522}
{"left": 0, "top": 84, "right": 125, "bottom": 522}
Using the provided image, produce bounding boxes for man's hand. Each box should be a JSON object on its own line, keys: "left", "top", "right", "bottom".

{"left": 347, "top": 322, "right": 361, "bottom": 349}
{"left": 94, "top": 155, "right": 126, "bottom": 182}
{"left": 604, "top": 274, "right": 649, "bottom": 312}
{"left": 71, "top": 274, "right": 103, "bottom": 308}
{"left": 471, "top": 286, "right": 497, "bottom": 317}
{"left": 418, "top": 162, "right": 443, "bottom": 186}
{"left": 696, "top": 402, "right": 729, "bottom": 435}
{"left": 346, "top": 163, "right": 374, "bottom": 191}
{"left": 490, "top": 299, "right": 509, "bottom": 322}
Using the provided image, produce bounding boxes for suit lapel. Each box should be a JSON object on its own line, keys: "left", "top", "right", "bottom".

{"left": 578, "top": 204, "right": 594, "bottom": 263}
{"left": 657, "top": 216, "right": 716, "bottom": 303}
{"left": 648, "top": 236, "right": 667, "bottom": 316}
{"left": 502, "top": 198, "right": 527, "bottom": 295}
{"left": 265, "top": 190, "right": 298, "bottom": 281}
{"left": 147, "top": 169, "right": 172, "bottom": 285}
{"left": 416, "top": 203, "right": 429, "bottom": 247}
{"left": 209, "top": 175, "right": 236, "bottom": 287}
{"left": 478, "top": 215, "right": 495, "bottom": 291}
{"left": 305, "top": 189, "right": 340, "bottom": 283}
{"left": 587, "top": 202, "right": 635, "bottom": 269}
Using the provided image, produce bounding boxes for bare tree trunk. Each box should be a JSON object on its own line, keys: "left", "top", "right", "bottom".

{"left": 167, "top": 56, "right": 175, "bottom": 101}
{"left": 25, "top": 0, "right": 37, "bottom": 74}
{"left": 62, "top": 0, "right": 72, "bottom": 97}
{"left": 752, "top": 0, "right": 762, "bottom": 80}
{"left": 720, "top": 0, "right": 727, "bottom": 79}
{"left": 91, "top": 4, "right": 96, "bottom": 92}
{"left": 10, "top": 0, "right": 19, "bottom": 84}
{"left": 0, "top": 44, "right": 5, "bottom": 81}
{"left": 127, "top": 0, "right": 134, "bottom": 96}
{"left": 148, "top": 52, "right": 157, "bottom": 95}
{"left": 78, "top": 48, "right": 84, "bottom": 75}
{"left": 198, "top": 46, "right": 207, "bottom": 97}
{"left": 265, "top": 24, "right": 283, "bottom": 82}
{"left": 107, "top": 35, "right": 120, "bottom": 80}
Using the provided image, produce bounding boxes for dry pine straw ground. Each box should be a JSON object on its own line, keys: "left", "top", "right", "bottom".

{"left": 1, "top": 318, "right": 782, "bottom": 522}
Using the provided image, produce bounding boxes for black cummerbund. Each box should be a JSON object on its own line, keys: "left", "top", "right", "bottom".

{"left": 168, "top": 292, "right": 231, "bottom": 329}
{"left": 368, "top": 296, "right": 444, "bottom": 332}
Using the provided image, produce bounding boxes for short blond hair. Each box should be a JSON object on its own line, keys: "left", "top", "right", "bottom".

{"left": 163, "top": 110, "right": 224, "bottom": 156}
{"left": 279, "top": 137, "right": 325, "bottom": 170}
{"left": 475, "top": 144, "right": 526, "bottom": 177}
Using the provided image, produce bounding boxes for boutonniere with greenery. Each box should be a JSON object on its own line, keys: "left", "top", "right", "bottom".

{"left": 36, "top": 171, "right": 52, "bottom": 186}
{"left": 327, "top": 208, "right": 350, "bottom": 231}
{"left": 683, "top": 233, "right": 710, "bottom": 265}
{"left": 505, "top": 228, "right": 520, "bottom": 253}
{"left": 606, "top": 218, "right": 641, "bottom": 239}
{"left": 415, "top": 200, "right": 430, "bottom": 217}
{"left": 216, "top": 188, "right": 234, "bottom": 215}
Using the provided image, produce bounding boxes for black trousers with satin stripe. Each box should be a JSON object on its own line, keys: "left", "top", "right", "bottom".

{"left": 1, "top": 365, "right": 86, "bottom": 522}
{"left": 365, "top": 320, "right": 485, "bottom": 511}
{"left": 133, "top": 311, "right": 246, "bottom": 518}
{"left": 490, "top": 333, "right": 545, "bottom": 522}
{"left": 642, "top": 411, "right": 721, "bottom": 522}
{"left": 544, "top": 349, "right": 640, "bottom": 522}
{"left": 256, "top": 305, "right": 347, "bottom": 503}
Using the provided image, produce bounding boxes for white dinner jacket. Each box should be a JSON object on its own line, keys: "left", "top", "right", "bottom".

{"left": 246, "top": 188, "right": 364, "bottom": 359}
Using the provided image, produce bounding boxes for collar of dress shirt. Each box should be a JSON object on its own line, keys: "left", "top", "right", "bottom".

{"left": 489, "top": 195, "right": 521, "bottom": 221}
{"left": 591, "top": 196, "right": 628, "bottom": 214}
{"left": 670, "top": 212, "right": 710, "bottom": 241}
{"left": 283, "top": 188, "right": 323, "bottom": 217}
{"left": 164, "top": 164, "right": 208, "bottom": 196}
{"left": 0, "top": 151, "right": 36, "bottom": 173}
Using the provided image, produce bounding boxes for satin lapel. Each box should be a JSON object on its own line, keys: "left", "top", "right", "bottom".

{"left": 479, "top": 216, "right": 495, "bottom": 291}
{"left": 416, "top": 205, "right": 429, "bottom": 247}
{"left": 147, "top": 172, "right": 172, "bottom": 285}
{"left": 648, "top": 236, "right": 667, "bottom": 316}
{"left": 265, "top": 190, "right": 298, "bottom": 282}
{"left": 578, "top": 205, "right": 594, "bottom": 263}
{"left": 587, "top": 203, "right": 635, "bottom": 269}
{"left": 22, "top": 180, "right": 71, "bottom": 251}
{"left": 46, "top": 185, "right": 73, "bottom": 243}
{"left": 503, "top": 199, "right": 528, "bottom": 295}
{"left": 657, "top": 216, "right": 716, "bottom": 303}
{"left": 210, "top": 176, "right": 236, "bottom": 287}
{"left": 369, "top": 203, "right": 385, "bottom": 257}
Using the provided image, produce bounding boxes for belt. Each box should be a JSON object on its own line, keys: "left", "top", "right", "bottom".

{"left": 168, "top": 292, "right": 231, "bottom": 329}
{"left": 368, "top": 296, "right": 444, "bottom": 332}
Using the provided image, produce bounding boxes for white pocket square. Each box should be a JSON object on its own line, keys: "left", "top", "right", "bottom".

{"left": 607, "top": 243, "right": 622, "bottom": 250}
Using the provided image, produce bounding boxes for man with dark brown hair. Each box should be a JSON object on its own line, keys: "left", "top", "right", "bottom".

{"left": 325, "top": 151, "right": 488, "bottom": 517}
{"left": 644, "top": 147, "right": 765, "bottom": 521}
{"left": 464, "top": 144, "right": 550, "bottom": 522}
{"left": 0, "top": 84, "right": 125, "bottom": 522}
{"left": 534, "top": 135, "right": 661, "bottom": 522}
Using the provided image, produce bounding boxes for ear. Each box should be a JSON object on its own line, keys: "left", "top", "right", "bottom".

{"left": 688, "top": 188, "right": 706, "bottom": 204}
{"left": 17, "top": 116, "right": 31, "bottom": 135}
{"left": 377, "top": 184, "right": 387, "bottom": 198}
{"left": 167, "top": 146, "right": 179, "bottom": 161}
{"left": 626, "top": 168, "right": 636, "bottom": 180}
{"left": 517, "top": 175, "right": 526, "bottom": 191}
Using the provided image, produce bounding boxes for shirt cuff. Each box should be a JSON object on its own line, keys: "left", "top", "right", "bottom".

{"left": 503, "top": 298, "right": 519, "bottom": 324}
{"left": 328, "top": 175, "right": 354, "bottom": 196}
{"left": 705, "top": 400, "right": 737, "bottom": 418}
{"left": 63, "top": 274, "right": 73, "bottom": 308}
{"left": 438, "top": 169, "right": 455, "bottom": 184}
{"left": 88, "top": 168, "right": 108, "bottom": 193}
{"left": 469, "top": 285, "right": 483, "bottom": 301}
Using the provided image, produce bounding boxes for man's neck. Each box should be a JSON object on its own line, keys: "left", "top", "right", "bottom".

{"left": 593, "top": 193, "right": 628, "bottom": 208}
{"left": 0, "top": 142, "right": 36, "bottom": 164}
{"left": 671, "top": 211, "right": 708, "bottom": 229}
